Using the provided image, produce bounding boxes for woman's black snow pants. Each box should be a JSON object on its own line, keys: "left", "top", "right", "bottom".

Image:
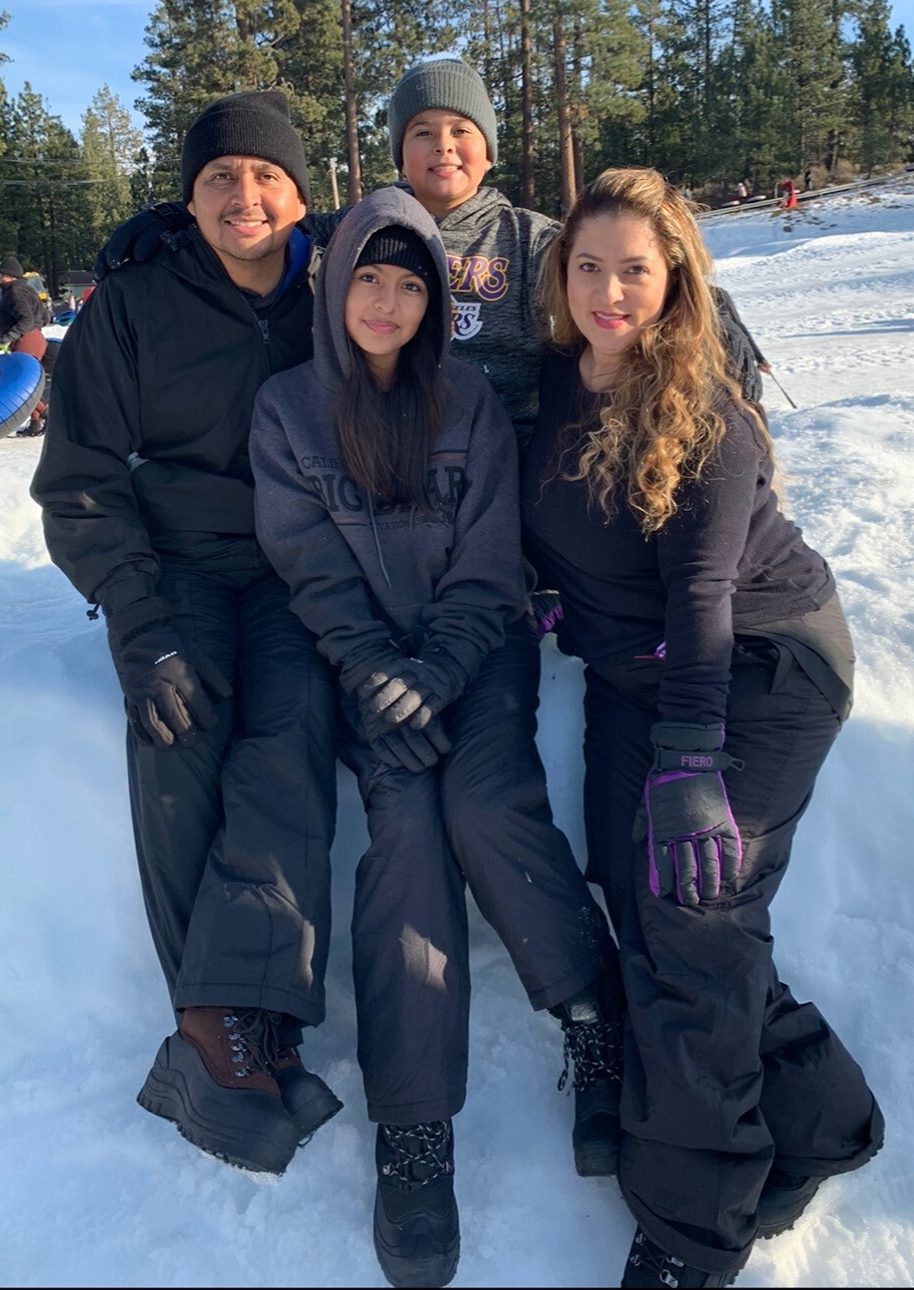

{"left": 340, "top": 617, "right": 619, "bottom": 1125}
{"left": 123, "top": 536, "right": 338, "bottom": 1027}
{"left": 582, "top": 632, "right": 884, "bottom": 1274}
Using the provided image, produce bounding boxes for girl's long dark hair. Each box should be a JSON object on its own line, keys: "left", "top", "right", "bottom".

{"left": 336, "top": 286, "right": 445, "bottom": 513}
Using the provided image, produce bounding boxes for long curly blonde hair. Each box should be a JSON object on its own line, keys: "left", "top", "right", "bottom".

{"left": 538, "top": 167, "right": 769, "bottom": 534}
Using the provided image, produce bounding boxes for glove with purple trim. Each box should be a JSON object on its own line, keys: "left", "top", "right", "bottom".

{"left": 530, "top": 589, "right": 564, "bottom": 640}
{"left": 633, "top": 721, "right": 744, "bottom": 906}
{"left": 356, "top": 646, "right": 468, "bottom": 737}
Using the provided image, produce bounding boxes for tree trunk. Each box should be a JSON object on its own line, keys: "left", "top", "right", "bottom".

{"left": 341, "top": 0, "right": 362, "bottom": 203}
{"left": 554, "top": 17, "right": 575, "bottom": 215}
{"left": 520, "top": 0, "right": 535, "bottom": 206}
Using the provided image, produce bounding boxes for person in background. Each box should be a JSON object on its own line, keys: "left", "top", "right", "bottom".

{"left": 0, "top": 254, "right": 49, "bottom": 436}
{"left": 250, "top": 186, "right": 623, "bottom": 1290}
{"left": 30, "top": 90, "right": 342, "bottom": 1180}
{"left": 522, "top": 166, "right": 884, "bottom": 1288}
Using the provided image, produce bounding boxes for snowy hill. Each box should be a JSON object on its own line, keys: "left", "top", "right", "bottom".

{"left": 1, "top": 179, "right": 912, "bottom": 1288}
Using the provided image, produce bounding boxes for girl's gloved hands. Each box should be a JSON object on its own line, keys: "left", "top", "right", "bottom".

{"left": 356, "top": 646, "right": 467, "bottom": 737}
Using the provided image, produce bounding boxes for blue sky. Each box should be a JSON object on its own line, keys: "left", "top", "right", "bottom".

{"left": 4, "top": 0, "right": 914, "bottom": 141}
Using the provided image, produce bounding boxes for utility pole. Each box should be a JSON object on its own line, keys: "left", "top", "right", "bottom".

{"left": 328, "top": 156, "right": 340, "bottom": 210}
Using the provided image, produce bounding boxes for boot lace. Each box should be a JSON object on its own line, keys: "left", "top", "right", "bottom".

{"left": 558, "top": 1017, "right": 623, "bottom": 1094}
{"left": 626, "top": 1229, "right": 686, "bottom": 1288}
{"left": 221, "top": 1009, "right": 278, "bottom": 1080}
{"left": 379, "top": 1119, "right": 454, "bottom": 1189}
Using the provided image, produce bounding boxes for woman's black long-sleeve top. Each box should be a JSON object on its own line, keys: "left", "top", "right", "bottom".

{"left": 520, "top": 348, "right": 835, "bottom": 725}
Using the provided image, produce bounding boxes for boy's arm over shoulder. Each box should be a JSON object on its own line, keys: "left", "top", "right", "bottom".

{"left": 303, "top": 206, "right": 351, "bottom": 248}
{"left": 93, "top": 202, "right": 194, "bottom": 281}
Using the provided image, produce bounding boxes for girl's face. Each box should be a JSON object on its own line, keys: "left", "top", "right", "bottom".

{"left": 400, "top": 109, "right": 493, "bottom": 216}
{"left": 565, "top": 211, "right": 671, "bottom": 381}
{"left": 345, "top": 262, "right": 430, "bottom": 387}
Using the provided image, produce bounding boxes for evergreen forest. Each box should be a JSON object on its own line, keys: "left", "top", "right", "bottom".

{"left": 1, "top": 0, "right": 912, "bottom": 295}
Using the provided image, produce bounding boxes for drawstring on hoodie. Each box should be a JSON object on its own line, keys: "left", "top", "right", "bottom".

{"left": 368, "top": 495, "right": 394, "bottom": 588}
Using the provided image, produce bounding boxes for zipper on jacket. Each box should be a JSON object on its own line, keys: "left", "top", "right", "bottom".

{"left": 258, "top": 318, "right": 270, "bottom": 344}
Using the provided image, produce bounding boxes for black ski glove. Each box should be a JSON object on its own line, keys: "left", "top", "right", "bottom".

{"left": 370, "top": 717, "right": 452, "bottom": 773}
{"left": 93, "top": 202, "right": 193, "bottom": 280}
{"left": 356, "top": 646, "right": 468, "bottom": 736}
{"left": 633, "top": 721, "right": 744, "bottom": 906}
{"left": 106, "top": 597, "right": 232, "bottom": 749}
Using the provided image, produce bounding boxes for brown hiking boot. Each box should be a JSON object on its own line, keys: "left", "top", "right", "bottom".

{"left": 180, "top": 1006, "right": 282, "bottom": 1096}
{"left": 137, "top": 1006, "right": 302, "bottom": 1174}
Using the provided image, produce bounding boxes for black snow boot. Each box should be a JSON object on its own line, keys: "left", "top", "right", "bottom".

{"left": 757, "top": 1168, "right": 824, "bottom": 1238}
{"left": 552, "top": 981, "right": 624, "bottom": 1176}
{"left": 137, "top": 1006, "right": 302, "bottom": 1175}
{"left": 373, "top": 1118, "right": 459, "bottom": 1289}
{"left": 621, "top": 1227, "right": 740, "bottom": 1288}
{"left": 261, "top": 1010, "right": 343, "bottom": 1140}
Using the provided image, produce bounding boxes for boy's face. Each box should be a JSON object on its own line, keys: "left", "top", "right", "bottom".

{"left": 400, "top": 109, "right": 492, "bottom": 217}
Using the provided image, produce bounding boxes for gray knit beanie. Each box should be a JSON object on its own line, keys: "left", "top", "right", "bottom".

{"left": 388, "top": 58, "right": 498, "bottom": 171}
{"left": 0, "top": 254, "right": 24, "bottom": 279}
{"left": 181, "top": 90, "right": 311, "bottom": 205}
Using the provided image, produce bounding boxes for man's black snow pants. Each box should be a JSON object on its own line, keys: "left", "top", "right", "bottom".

{"left": 123, "top": 536, "right": 338, "bottom": 1027}
{"left": 340, "top": 617, "right": 619, "bottom": 1125}
{"left": 582, "top": 628, "right": 884, "bottom": 1274}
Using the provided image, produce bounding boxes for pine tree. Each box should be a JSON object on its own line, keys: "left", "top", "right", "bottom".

{"left": 2, "top": 86, "right": 94, "bottom": 294}
{"left": 771, "top": 0, "right": 847, "bottom": 173}
{"left": 81, "top": 87, "right": 146, "bottom": 251}
{"left": 848, "top": 0, "right": 914, "bottom": 172}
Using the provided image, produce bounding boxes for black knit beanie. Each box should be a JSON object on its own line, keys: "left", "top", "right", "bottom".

{"left": 388, "top": 57, "right": 498, "bottom": 171}
{"left": 355, "top": 225, "right": 437, "bottom": 284}
{"left": 181, "top": 90, "right": 311, "bottom": 205}
{"left": 0, "top": 255, "right": 24, "bottom": 279}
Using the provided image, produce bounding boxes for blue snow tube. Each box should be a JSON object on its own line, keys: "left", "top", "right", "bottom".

{"left": 0, "top": 351, "right": 45, "bottom": 437}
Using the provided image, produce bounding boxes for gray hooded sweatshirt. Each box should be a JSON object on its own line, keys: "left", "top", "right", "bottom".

{"left": 250, "top": 186, "right": 529, "bottom": 692}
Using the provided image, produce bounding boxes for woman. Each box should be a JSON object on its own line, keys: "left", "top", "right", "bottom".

{"left": 522, "top": 168, "right": 884, "bottom": 1288}
{"left": 249, "top": 187, "right": 622, "bottom": 1290}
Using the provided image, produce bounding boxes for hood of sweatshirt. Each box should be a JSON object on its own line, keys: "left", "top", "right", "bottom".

{"left": 312, "top": 186, "right": 452, "bottom": 389}
{"left": 432, "top": 184, "right": 513, "bottom": 233}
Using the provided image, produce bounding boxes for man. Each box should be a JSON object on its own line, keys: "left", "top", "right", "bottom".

{"left": 0, "top": 253, "right": 49, "bottom": 435}
{"left": 31, "top": 91, "right": 342, "bottom": 1178}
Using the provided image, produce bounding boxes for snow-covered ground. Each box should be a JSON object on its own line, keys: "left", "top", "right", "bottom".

{"left": 1, "top": 179, "right": 912, "bottom": 1288}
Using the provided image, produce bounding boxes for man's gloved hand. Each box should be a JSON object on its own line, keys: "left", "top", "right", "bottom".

{"left": 633, "top": 721, "right": 744, "bottom": 906}
{"left": 106, "top": 597, "right": 232, "bottom": 749}
{"left": 356, "top": 646, "right": 467, "bottom": 736}
{"left": 93, "top": 202, "right": 193, "bottom": 280}
{"left": 370, "top": 717, "right": 452, "bottom": 773}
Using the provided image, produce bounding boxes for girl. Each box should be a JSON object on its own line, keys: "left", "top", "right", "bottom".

{"left": 522, "top": 168, "right": 884, "bottom": 1288}
{"left": 249, "top": 187, "right": 622, "bottom": 1290}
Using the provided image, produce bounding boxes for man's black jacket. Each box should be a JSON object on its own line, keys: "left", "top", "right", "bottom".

{"left": 31, "top": 221, "right": 316, "bottom": 608}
